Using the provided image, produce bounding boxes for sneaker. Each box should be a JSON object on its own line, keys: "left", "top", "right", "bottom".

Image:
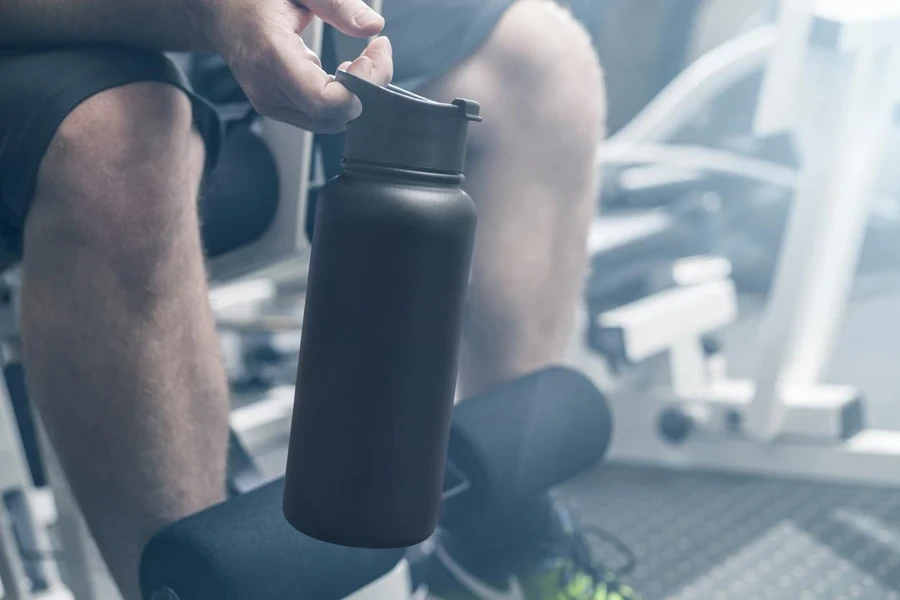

{"left": 412, "top": 500, "right": 640, "bottom": 600}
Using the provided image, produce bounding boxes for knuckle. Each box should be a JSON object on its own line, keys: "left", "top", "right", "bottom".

{"left": 328, "top": 0, "right": 351, "bottom": 16}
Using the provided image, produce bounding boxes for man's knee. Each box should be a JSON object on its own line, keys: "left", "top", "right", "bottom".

{"left": 32, "top": 81, "right": 205, "bottom": 250}
{"left": 448, "top": 0, "right": 607, "bottom": 149}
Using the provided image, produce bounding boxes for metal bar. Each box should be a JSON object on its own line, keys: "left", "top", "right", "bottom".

{"left": 342, "top": 559, "right": 410, "bottom": 600}
{"left": 0, "top": 348, "right": 36, "bottom": 600}
{"left": 747, "top": 38, "right": 899, "bottom": 440}
{"left": 0, "top": 503, "right": 29, "bottom": 600}
{"left": 754, "top": 0, "right": 816, "bottom": 136}
{"left": 0, "top": 343, "right": 74, "bottom": 596}
{"left": 779, "top": 45, "right": 899, "bottom": 383}
{"left": 610, "top": 424, "right": 900, "bottom": 489}
{"left": 655, "top": 0, "right": 704, "bottom": 90}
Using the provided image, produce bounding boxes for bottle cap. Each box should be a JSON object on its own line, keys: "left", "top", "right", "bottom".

{"left": 337, "top": 70, "right": 481, "bottom": 174}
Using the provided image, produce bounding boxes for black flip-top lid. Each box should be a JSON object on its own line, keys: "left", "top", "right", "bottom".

{"left": 337, "top": 70, "right": 481, "bottom": 174}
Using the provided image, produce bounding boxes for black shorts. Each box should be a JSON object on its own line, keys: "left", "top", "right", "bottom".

{"left": 0, "top": 45, "right": 223, "bottom": 255}
{"left": 0, "top": 0, "right": 516, "bottom": 253}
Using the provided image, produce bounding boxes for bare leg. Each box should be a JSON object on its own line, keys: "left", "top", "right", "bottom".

{"left": 21, "top": 82, "right": 229, "bottom": 599}
{"left": 425, "top": 0, "right": 607, "bottom": 398}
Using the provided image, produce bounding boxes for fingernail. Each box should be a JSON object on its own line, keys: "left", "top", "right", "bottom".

{"left": 348, "top": 55, "right": 372, "bottom": 78}
{"left": 374, "top": 36, "right": 392, "bottom": 56}
{"left": 355, "top": 10, "right": 384, "bottom": 30}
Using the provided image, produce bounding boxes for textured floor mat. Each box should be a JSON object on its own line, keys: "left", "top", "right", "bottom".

{"left": 561, "top": 465, "right": 900, "bottom": 600}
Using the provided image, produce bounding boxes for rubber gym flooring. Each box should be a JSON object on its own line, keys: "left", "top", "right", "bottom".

{"left": 562, "top": 465, "right": 900, "bottom": 600}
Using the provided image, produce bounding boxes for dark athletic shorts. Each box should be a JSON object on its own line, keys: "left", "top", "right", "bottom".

{"left": 0, "top": 0, "right": 516, "bottom": 249}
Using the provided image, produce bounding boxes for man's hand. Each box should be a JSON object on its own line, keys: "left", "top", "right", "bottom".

{"left": 2, "top": 0, "right": 392, "bottom": 132}
{"left": 202, "top": 0, "right": 394, "bottom": 133}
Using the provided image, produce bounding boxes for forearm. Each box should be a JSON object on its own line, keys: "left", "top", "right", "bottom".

{"left": 0, "top": 0, "right": 216, "bottom": 51}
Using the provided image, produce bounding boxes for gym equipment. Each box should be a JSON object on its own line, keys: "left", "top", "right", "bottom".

{"left": 598, "top": 12, "right": 900, "bottom": 296}
{"left": 141, "top": 3, "right": 900, "bottom": 598}
{"left": 439, "top": 368, "right": 612, "bottom": 532}
{"left": 141, "top": 481, "right": 407, "bottom": 600}
{"left": 0, "top": 6, "right": 612, "bottom": 598}
{"left": 0, "top": 393, "right": 70, "bottom": 600}
{"left": 141, "top": 367, "right": 613, "bottom": 600}
{"left": 285, "top": 71, "right": 480, "bottom": 548}
{"left": 582, "top": 0, "right": 900, "bottom": 486}
{"left": 656, "top": 0, "right": 705, "bottom": 91}
{"left": 4, "top": 1, "right": 899, "bottom": 597}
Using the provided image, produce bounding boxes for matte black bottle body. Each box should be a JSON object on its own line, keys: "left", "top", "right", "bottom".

{"left": 283, "top": 162, "right": 477, "bottom": 547}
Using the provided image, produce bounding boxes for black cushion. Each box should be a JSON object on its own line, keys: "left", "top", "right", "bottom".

{"left": 140, "top": 480, "right": 404, "bottom": 600}
{"left": 442, "top": 366, "right": 612, "bottom": 531}
{"left": 199, "top": 122, "right": 279, "bottom": 259}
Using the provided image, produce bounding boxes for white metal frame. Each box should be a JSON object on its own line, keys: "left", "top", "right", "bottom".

{"left": 585, "top": 0, "right": 900, "bottom": 488}
{"left": 0, "top": 373, "right": 36, "bottom": 600}
{"left": 0, "top": 346, "right": 73, "bottom": 600}
{"left": 747, "top": 0, "right": 900, "bottom": 440}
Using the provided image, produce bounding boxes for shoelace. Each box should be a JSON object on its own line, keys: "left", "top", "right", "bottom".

{"left": 555, "top": 524, "right": 638, "bottom": 599}
{"left": 576, "top": 525, "right": 636, "bottom": 578}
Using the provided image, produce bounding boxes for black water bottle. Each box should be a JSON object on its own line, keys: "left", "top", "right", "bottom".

{"left": 283, "top": 71, "right": 481, "bottom": 548}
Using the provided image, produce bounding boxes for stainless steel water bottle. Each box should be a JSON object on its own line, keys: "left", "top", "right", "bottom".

{"left": 283, "top": 71, "right": 481, "bottom": 548}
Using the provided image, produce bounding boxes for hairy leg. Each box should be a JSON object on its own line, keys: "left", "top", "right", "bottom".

{"left": 21, "top": 82, "right": 229, "bottom": 599}
{"left": 426, "top": 0, "right": 607, "bottom": 397}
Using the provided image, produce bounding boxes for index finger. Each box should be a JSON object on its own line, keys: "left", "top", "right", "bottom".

{"left": 276, "top": 48, "right": 360, "bottom": 122}
{"left": 271, "top": 36, "right": 392, "bottom": 125}
{"left": 296, "top": 0, "right": 385, "bottom": 38}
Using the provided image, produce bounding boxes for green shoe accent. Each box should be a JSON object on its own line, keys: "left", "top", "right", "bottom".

{"left": 523, "top": 559, "right": 640, "bottom": 600}
{"left": 420, "top": 501, "right": 643, "bottom": 600}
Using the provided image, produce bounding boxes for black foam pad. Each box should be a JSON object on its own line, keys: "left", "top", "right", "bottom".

{"left": 140, "top": 480, "right": 404, "bottom": 600}
{"left": 441, "top": 366, "right": 613, "bottom": 530}
{"left": 199, "top": 123, "right": 279, "bottom": 259}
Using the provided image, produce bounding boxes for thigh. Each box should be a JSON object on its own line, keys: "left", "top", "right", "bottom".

{"left": 381, "top": 0, "right": 518, "bottom": 92}
{"left": 0, "top": 46, "right": 222, "bottom": 250}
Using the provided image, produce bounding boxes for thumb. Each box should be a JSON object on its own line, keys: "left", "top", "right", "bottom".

{"left": 295, "top": 0, "right": 385, "bottom": 38}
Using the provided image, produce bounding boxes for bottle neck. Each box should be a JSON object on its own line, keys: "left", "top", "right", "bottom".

{"left": 341, "top": 159, "right": 465, "bottom": 186}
